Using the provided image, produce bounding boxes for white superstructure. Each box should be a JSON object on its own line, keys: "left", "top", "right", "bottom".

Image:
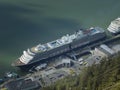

{"left": 31, "top": 27, "right": 103, "bottom": 54}
{"left": 107, "top": 17, "right": 120, "bottom": 33}
{"left": 19, "top": 50, "right": 35, "bottom": 64}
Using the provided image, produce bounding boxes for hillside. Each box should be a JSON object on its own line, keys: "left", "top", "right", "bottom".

{"left": 42, "top": 53, "right": 120, "bottom": 90}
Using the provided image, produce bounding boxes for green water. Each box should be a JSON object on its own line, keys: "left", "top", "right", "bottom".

{"left": 0, "top": 0, "right": 120, "bottom": 76}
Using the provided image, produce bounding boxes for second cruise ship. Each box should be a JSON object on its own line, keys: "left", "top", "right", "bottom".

{"left": 107, "top": 17, "right": 120, "bottom": 34}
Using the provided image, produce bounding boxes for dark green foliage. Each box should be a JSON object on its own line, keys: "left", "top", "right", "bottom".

{"left": 42, "top": 54, "right": 120, "bottom": 90}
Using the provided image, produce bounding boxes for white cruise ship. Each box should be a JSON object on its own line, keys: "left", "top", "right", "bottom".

{"left": 107, "top": 17, "right": 120, "bottom": 34}
{"left": 12, "top": 27, "right": 106, "bottom": 70}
